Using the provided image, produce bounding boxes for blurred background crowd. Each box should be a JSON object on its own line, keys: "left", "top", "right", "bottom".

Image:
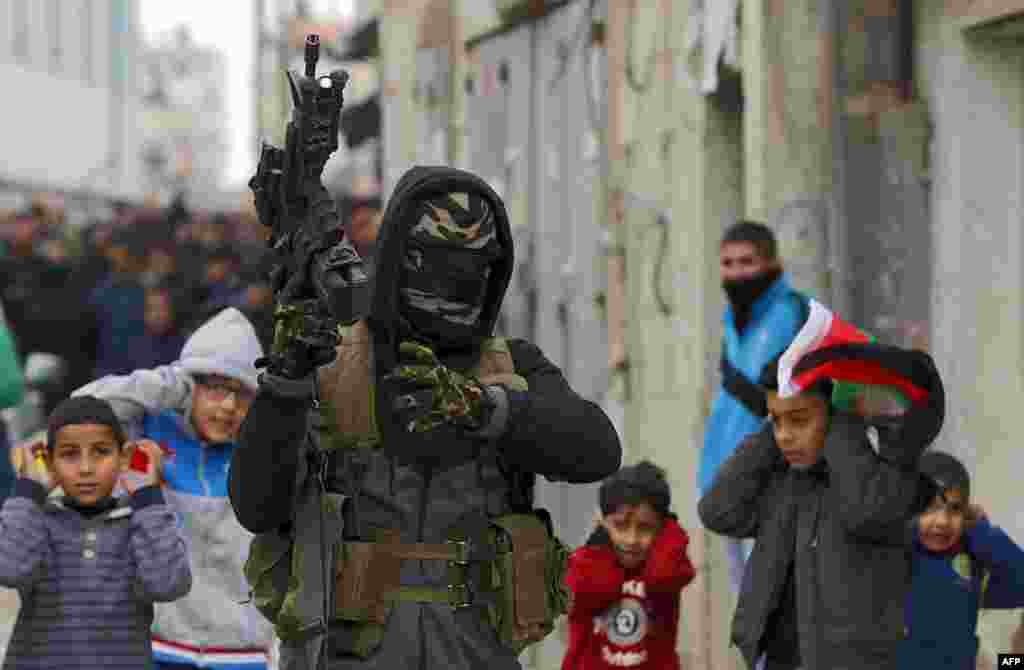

{"left": 0, "top": 199, "right": 278, "bottom": 436}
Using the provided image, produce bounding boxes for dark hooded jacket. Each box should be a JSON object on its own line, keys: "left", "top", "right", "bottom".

{"left": 229, "top": 167, "right": 622, "bottom": 669}
{"left": 699, "top": 411, "right": 937, "bottom": 670}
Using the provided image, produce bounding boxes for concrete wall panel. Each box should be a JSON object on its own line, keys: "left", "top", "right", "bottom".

{"left": 916, "top": 0, "right": 1024, "bottom": 655}
{"left": 465, "top": 25, "right": 536, "bottom": 342}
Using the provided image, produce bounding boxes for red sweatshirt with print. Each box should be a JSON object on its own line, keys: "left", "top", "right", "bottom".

{"left": 562, "top": 518, "right": 696, "bottom": 670}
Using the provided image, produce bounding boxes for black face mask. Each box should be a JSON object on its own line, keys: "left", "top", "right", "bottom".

{"left": 722, "top": 267, "right": 781, "bottom": 314}
{"left": 398, "top": 243, "right": 496, "bottom": 351}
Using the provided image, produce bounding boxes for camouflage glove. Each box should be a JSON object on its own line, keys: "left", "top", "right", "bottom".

{"left": 381, "top": 341, "right": 494, "bottom": 434}
{"left": 255, "top": 300, "right": 340, "bottom": 381}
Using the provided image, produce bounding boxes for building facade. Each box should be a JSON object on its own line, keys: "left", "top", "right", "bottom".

{"left": 139, "top": 25, "right": 229, "bottom": 207}
{"left": 0, "top": 0, "right": 143, "bottom": 211}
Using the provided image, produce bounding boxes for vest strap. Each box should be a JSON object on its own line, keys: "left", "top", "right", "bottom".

{"left": 384, "top": 584, "right": 501, "bottom": 609}
{"left": 382, "top": 539, "right": 499, "bottom": 563}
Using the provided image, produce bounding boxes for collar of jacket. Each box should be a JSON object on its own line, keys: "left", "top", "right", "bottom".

{"left": 787, "top": 457, "right": 830, "bottom": 481}
{"left": 61, "top": 494, "right": 120, "bottom": 517}
{"left": 47, "top": 495, "right": 132, "bottom": 520}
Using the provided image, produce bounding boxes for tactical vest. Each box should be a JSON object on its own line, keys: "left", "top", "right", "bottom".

{"left": 243, "top": 320, "right": 570, "bottom": 662}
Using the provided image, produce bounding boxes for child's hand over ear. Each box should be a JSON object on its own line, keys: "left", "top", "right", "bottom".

{"left": 122, "top": 440, "right": 165, "bottom": 492}
{"left": 24, "top": 444, "right": 54, "bottom": 493}
{"left": 965, "top": 503, "right": 988, "bottom": 528}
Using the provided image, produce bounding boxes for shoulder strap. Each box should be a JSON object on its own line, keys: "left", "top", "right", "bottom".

{"left": 314, "top": 438, "right": 329, "bottom": 670}
{"left": 720, "top": 354, "right": 768, "bottom": 418}
{"left": 278, "top": 427, "right": 343, "bottom": 666}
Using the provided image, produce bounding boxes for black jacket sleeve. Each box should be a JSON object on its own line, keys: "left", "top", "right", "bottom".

{"left": 824, "top": 412, "right": 927, "bottom": 545}
{"left": 498, "top": 340, "right": 622, "bottom": 483}
{"left": 229, "top": 387, "right": 311, "bottom": 533}
{"left": 698, "top": 423, "right": 782, "bottom": 539}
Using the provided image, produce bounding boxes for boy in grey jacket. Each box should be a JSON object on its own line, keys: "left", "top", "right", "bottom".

{"left": 0, "top": 395, "right": 191, "bottom": 669}
{"left": 698, "top": 353, "right": 943, "bottom": 670}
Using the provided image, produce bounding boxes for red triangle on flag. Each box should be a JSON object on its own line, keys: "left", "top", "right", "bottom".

{"left": 778, "top": 299, "right": 931, "bottom": 404}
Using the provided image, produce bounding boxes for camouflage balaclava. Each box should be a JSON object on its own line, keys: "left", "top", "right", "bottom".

{"left": 399, "top": 191, "right": 503, "bottom": 350}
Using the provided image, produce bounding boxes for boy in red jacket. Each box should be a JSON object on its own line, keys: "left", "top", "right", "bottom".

{"left": 563, "top": 461, "right": 696, "bottom": 670}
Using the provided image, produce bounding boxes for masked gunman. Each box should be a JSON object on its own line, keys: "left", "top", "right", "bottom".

{"left": 229, "top": 166, "right": 623, "bottom": 669}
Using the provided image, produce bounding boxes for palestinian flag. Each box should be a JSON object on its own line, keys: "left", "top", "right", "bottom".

{"left": 777, "top": 298, "right": 937, "bottom": 405}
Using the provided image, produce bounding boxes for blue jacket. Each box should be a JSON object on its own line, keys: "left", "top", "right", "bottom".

{"left": 141, "top": 409, "right": 272, "bottom": 669}
{"left": 899, "top": 517, "right": 1024, "bottom": 669}
{"left": 698, "top": 275, "right": 804, "bottom": 493}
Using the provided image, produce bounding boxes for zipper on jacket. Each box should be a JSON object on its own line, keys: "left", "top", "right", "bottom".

{"left": 198, "top": 446, "right": 210, "bottom": 497}
{"left": 808, "top": 477, "right": 824, "bottom": 549}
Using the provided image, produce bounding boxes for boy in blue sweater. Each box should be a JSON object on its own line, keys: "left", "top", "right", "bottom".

{"left": 74, "top": 307, "right": 273, "bottom": 669}
{"left": 0, "top": 395, "right": 191, "bottom": 669}
{"left": 899, "top": 451, "right": 1024, "bottom": 669}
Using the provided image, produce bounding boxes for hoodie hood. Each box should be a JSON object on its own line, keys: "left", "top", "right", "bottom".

{"left": 369, "top": 166, "right": 513, "bottom": 369}
{"left": 178, "top": 307, "right": 264, "bottom": 392}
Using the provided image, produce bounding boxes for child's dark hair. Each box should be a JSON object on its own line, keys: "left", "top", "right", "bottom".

{"left": 758, "top": 356, "right": 834, "bottom": 401}
{"left": 599, "top": 461, "right": 671, "bottom": 518}
{"left": 918, "top": 451, "right": 970, "bottom": 502}
{"left": 46, "top": 395, "right": 127, "bottom": 450}
{"left": 721, "top": 220, "right": 778, "bottom": 261}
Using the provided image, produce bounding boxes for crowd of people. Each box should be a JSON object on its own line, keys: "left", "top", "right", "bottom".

{"left": 0, "top": 201, "right": 274, "bottom": 427}
{"left": 0, "top": 179, "right": 1021, "bottom": 670}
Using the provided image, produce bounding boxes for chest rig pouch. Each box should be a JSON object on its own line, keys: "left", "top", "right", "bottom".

{"left": 243, "top": 321, "right": 570, "bottom": 659}
{"left": 328, "top": 493, "right": 570, "bottom": 657}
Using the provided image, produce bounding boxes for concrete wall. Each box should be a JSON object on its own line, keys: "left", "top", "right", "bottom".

{"left": 742, "top": 0, "right": 834, "bottom": 302}
{"left": 916, "top": 0, "right": 1024, "bottom": 654}
{"left": 609, "top": 0, "right": 746, "bottom": 666}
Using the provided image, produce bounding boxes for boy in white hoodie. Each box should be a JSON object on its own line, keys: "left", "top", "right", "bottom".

{"left": 74, "top": 307, "right": 274, "bottom": 670}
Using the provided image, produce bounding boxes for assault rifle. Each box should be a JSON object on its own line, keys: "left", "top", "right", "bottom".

{"left": 249, "top": 34, "right": 369, "bottom": 372}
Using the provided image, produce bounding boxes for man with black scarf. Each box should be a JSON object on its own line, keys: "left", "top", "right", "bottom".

{"left": 229, "top": 166, "right": 622, "bottom": 669}
{"left": 698, "top": 221, "right": 807, "bottom": 597}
